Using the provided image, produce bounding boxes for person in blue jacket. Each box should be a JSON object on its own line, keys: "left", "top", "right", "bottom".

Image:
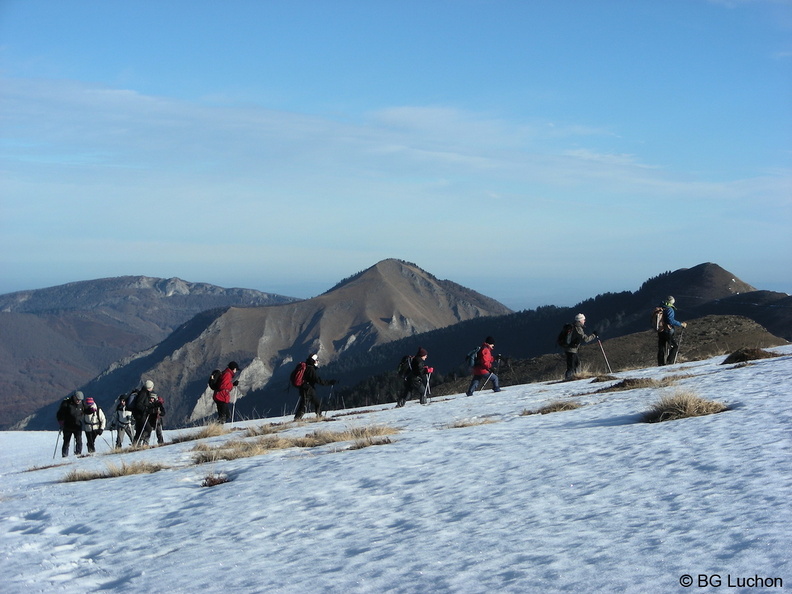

{"left": 657, "top": 296, "right": 687, "bottom": 365}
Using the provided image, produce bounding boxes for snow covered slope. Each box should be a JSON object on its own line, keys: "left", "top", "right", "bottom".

{"left": 1, "top": 346, "right": 789, "bottom": 593}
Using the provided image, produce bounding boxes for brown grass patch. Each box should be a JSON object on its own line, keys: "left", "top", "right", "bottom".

{"left": 595, "top": 376, "right": 681, "bottom": 394}
{"left": 192, "top": 425, "right": 400, "bottom": 464}
{"left": 169, "top": 423, "right": 231, "bottom": 444}
{"left": 721, "top": 347, "right": 780, "bottom": 365}
{"left": 201, "top": 473, "right": 231, "bottom": 487}
{"left": 523, "top": 401, "right": 584, "bottom": 415}
{"left": 642, "top": 390, "right": 728, "bottom": 423}
{"left": 61, "top": 461, "right": 169, "bottom": 482}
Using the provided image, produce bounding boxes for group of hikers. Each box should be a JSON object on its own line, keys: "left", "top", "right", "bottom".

{"left": 56, "top": 380, "right": 166, "bottom": 457}
{"left": 57, "top": 296, "right": 687, "bottom": 453}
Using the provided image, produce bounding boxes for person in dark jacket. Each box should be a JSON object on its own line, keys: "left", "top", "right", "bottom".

{"left": 137, "top": 390, "right": 165, "bottom": 446}
{"left": 56, "top": 391, "right": 85, "bottom": 457}
{"left": 397, "top": 347, "right": 433, "bottom": 407}
{"left": 132, "top": 380, "right": 155, "bottom": 444}
{"left": 563, "top": 314, "right": 597, "bottom": 380}
{"left": 466, "top": 337, "right": 502, "bottom": 395}
{"left": 657, "top": 296, "right": 687, "bottom": 366}
{"left": 212, "top": 362, "right": 239, "bottom": 423}
{"left": 294, "top": 354, "right": 336, "bottom": 420}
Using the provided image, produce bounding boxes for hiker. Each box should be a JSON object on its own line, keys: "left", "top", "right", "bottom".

{"left": 212, "top": 361, "right": 239, "bottom": 423}
{"left": 657, "top": 296, "right": 687, "bottom": 366}
{"left": 397, "top": 347, "right": 434, "bottom": 407}
{"left": 137, "top": 390, "right": 165, "bottom": 446}
{"left": 466, "top": 337, "right": 502, "bottom": 395}
{"left": 562, "top": 314, "right": 597, "bottom": 380}
{"left": 56, "top": 391, "right": 85, "bottom": 457}
{"left": 82, "top": 397, "right": 106, "bottom": 454}
{"left": 294, "top": 354, "right": 336, "bottom": 420}
{"left": 112, "top": 394, "right": 134, "bottom": 448}
{"left": 132, "top": 380, "right": 155, "bottom": 444}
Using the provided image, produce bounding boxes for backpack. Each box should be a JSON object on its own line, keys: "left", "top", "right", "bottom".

{"left": 557, "top": 323, "right": 575, "bottom": 348}
{"left": 650, "top": 306, "right": 666, "bottom": 332}
{"left": 396, "top": 355, "right": 414, "bottom": 379}
{"left": 208, "top": 369, "right": 222, "bottom": 391}
{"left": 465, "top": 346, "right": 481, "bottom": 369}
{"left": 290, "top": 362, "right": 307, "bottom": 388}
{"left": 126, "top": 389, "right": 139, "bottom": 411}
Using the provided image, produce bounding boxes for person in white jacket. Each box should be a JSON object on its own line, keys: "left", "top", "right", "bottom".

{"left": 112, "top": 394, "right": 134, "bottom": 449}
{"left": 81, "top": 397, "right": 106, "bottom": 454}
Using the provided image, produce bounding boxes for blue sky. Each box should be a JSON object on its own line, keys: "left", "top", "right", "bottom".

{"left": 1, "top": 0, "right": 790, "bottom": 310}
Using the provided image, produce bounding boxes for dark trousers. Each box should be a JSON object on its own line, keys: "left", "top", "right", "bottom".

{"left": 398, "top": 376, "right": 427, "bottom": 406}
{"left": 466, "top": 372, "right": 500, "bottom": 395}
{"left": 658, "top": 329, "right": 679, "bottom": 365}
{"left": 564, "top": 351, "right": 580, "bottom": 380}
{"left": 85, "top": 430, "right": 99, "bottom": 453}
{"left": 215, "top": 400, "right": 230, "bottom": 423}
{"left": 62, "top": 426, "right": 83, "bottom": 457}
{"left": 295, "top": 386, "right": 321, "bottom": 419}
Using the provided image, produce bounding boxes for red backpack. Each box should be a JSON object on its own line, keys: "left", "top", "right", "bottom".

{"left": 290, "top": 362, "right": 307, "bottom": 388}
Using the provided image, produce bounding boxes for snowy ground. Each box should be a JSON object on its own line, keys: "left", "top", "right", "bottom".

{"left": 1, "top": 346, "right": 790, "bottom": 593}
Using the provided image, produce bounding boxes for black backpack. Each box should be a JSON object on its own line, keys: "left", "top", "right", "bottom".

{"left": 208, "top": 369, "right": 222, "bottom": 391}
{"left": 396, "top": 355, "right": 414, "bottom": 379}
{"left": 557, "top": 324, "right": 575, "bottom": 348}
{"left": 650, "top": 306, "right": 666, "bottom": 332}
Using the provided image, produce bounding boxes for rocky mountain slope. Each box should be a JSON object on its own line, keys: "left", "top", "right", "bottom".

{"left": 17, "top": 260, "right": 512, "bottom": 429}
{"left": 0, "top": 277, "right": 297, "bottom": 428}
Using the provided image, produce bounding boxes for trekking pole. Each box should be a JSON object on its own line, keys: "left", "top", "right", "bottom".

{"left": 134, "top": 414, "right": 151, "bottom": 447}
{"left": 479, "top": 372, "right": 493, "bottom": 391}
{"left": 53, "top": 427, "right": 62, "bottom": 459}
{"left": 597, "top": 339, "right": 613, "bottom": 374}
{"left": 100, "top": 433, "right": 113, "bottom": 450}
{"left": 422, "top": 372, "right": 432, "bottom": 403}
{"left": 231, "top": 387, "right": 237, "bottom": 423}
{"left": 672, "top": 330, "right": 684, "bottom": 365}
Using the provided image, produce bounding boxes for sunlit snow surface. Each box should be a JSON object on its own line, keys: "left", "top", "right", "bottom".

{"left": 2, "top": 346, "right": 790, "bottom": 593}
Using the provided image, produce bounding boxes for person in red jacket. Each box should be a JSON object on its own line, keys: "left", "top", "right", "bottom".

{"left": 212, "top": 361, "right": 239, "bottom": 423}
{"left": 466, "top": 337, "right": 502, "bottom": 396}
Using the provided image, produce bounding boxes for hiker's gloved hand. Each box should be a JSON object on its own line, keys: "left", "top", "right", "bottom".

{"left": 97, "top": 429, "right": 103, "bottom": 435}
{"left": 233, "top": 380, "right": 239, "bottom": 386}
{"left": 426, "top": 367, "right": 434, "bottom": 373}
{"left": 681, "top": 322, "right": 687, "bottom": 328}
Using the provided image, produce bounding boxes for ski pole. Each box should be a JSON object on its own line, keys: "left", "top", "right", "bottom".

{"left": 53, "top": 427, "right": 62, "bottom": 459}
{"left": 231, "top": 386, "right": 237, "bottom": 423}
{"left": 597, "top": 339, "right": 613, "bottom": 374}
{"left": 479, "top": 372, "right": 493, "bottom": 391}
{"left": 422, "top": 372, "right": 432, "bottom": 401}
{"left": 134, "top": 414, "right": 151, "bottom": 447}
{"left": 672, "top": 330, "right": 684, "bottom": 365}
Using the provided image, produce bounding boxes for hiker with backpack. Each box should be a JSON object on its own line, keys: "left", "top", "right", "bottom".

{"left": 466, "top": 337, "right": 502, "bottom": 396}
{"left": 137, "top": 390, "right": 166, "bottom": 446}
{"left": 212, "top": 362, "right": 239, "bottom": 423}
{"left": 655, "top": 296, "right": 687, "bottom": 366}
{"left": 131, "top": 380, "right": 155, "bottom": 444}
{"left": 293, "top": 354, "right": 336, "bottom": 420}
{"left": 396, "top": 347, "right": 434, "bottom": 407}
{"left": 112, "top": 393, "right": 135, "bottom": 448}
{"left": 81, "top": 397, "right": 106, "bottom": 454}
{"left": 56, "top": 391, "right": 85, "bottom": 457}
{"left": 559, "top": 314, "right": 598, "bottom": 380}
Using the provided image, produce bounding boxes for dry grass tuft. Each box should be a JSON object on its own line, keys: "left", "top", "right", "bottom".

{"left": 169, "top": 423, "right": 231, "bottom": 444}
{"left": 61, "top": 461, "right": 168, "bottom": 482}
{"left": 243, "top": 422, "right": 288, "bottom": 437}
{"left": 590, "top": 375, "right": 619, "bottom": 383}
{"left": 192, "top": 425, "right": 400, "bottom": 464}
{"left": 721, "top": 347, "right": 780, "bottom": 365}
{"left": 595, "top": 376, "right": 679, "bottom": 394}
{"left": 523, "top": 401, "right": 584, "bottom": 415}
{"left": 642, "top": 390, "right": 728, "bottom": 423}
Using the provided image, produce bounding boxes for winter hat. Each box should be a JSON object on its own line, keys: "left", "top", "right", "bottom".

{"left": 306, "top": 354, "right": 319, "bottom": 366}
{"left": 665, "top": 296, "right": 676, "bottom": 305}
{"left": 416, "top": 347, "right": 428, "bottom": 357}
{"left": 73, "top": 391, "right": 84, "bottom": 401}
{"left": 144, "top": 380, "right": 154, "bottom": 390}
{"left": 485, "top": 336, "right": 495, "bottom": 345}
{"left": 574, "top": 314, "right": 586, "bottom": 322}
{"left": 85, "top": 397, "right": 96, "bottom": 410}
{"left": 228, "top": 361, "right": 239, "bottom": 371}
